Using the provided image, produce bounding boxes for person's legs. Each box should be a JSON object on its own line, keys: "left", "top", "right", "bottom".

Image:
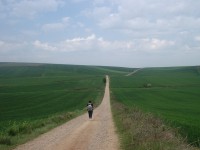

{"left": 88, "top": 111, "right": 90, "bottom": 118}
{"left": 88, "top": 111, "right": 93, "bottom": 119}
{"left": 90, "top": 111, "right": 93, "bottom": 119}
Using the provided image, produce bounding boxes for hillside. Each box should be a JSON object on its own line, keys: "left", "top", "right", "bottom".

{"left": 0, "top": 62, "right": 133, "bottom": 77}
{"left": 0, "top": 62, "right": 132, "bottom": 149}
{"left": 110, "top": 66, "right": 200, "bottom": 147}
{"left": 0, "top": 63, "right": 199, "bottom": 149}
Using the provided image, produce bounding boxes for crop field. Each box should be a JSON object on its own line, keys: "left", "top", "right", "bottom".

{"left": 2, "top": 62, "right": 199, "bottom": 148}
{"left": 0, "top": 62, "right": 131, "bottom": 148}
{"left": 110, "top": 66, "right": 200, "bottom": 146}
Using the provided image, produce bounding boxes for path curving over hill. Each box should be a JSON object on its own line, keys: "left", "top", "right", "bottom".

{"left": 125, "top": 68, "right": 143, "bottom": 76}
{"left": 15, "top": 76, "right": 119, "bottom": 150}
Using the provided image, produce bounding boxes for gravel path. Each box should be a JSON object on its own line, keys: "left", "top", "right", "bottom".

{"left": 125, "top": 68, "right": 143, "bottom": 76}
{"left": 15, "top": 76, "right": 119, "bottom": 150}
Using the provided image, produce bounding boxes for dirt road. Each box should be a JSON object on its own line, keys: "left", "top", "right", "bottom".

{"left": 15, "top": 76, "right": 119, "bottom": 150}
{"left": 125, "top": 68, "right": 143, "bottom": 76}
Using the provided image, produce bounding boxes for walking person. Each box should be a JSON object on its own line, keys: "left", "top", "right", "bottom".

{"left": 87, "top": 101, "right": 93, "bottom": 119}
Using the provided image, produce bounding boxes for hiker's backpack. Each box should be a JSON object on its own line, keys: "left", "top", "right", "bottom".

{"left": 87, "top": 104, "right": 93, "bottom": 111}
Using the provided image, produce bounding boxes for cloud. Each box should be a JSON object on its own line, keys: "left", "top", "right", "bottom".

{"left": 83, "top": 0, "right": 200, "bottom": 39}
{"left": 141, "top": 38, "right": 175, "bottom": 50}
{"left": 1, "top": 0, "right": 200, "bottom": 67}
{"left": 5, "top": 0, "right": 65, "bottom": 19}
{"left": 0, "top": 1, "right": 7, "bottom": 19}
{"left": 62, "top": 34, "right": 134, "bottom": 52}
{"left": 42, "top": 23, "right": 66, "bottom": 32}
{"left": 71, "top": 0, "right": 87, "bottom": 3}
{"left": 33, "top": 40, "right": 58, "bottom": 51}
{"left": 32, "top": 34, "right": 175, "bottom": 53}
{"left": 195, "top": 36, "right": 200, "bottom": 42}
{"left": 20, "top": 30, "right": 39, "bottom": 37}
{"left": 33, "top": 34, "right": 101, "bottom": 52}
{"left": 112, "top": 0, "right": 200, "bottom": 18}
{"left": 0, "top": 40, "right": 4, "bottom": 45}
{"left": 83, "top": 6, "right": 111, "bottom": 18}
{"left": 0, "top": 40, "right": 28, "bottom": 52}
{"left": 41, "top": 17, "right": 70, "bottom": 32}
{"left": 0, "top": 34, "right": 197, "bottom": 67}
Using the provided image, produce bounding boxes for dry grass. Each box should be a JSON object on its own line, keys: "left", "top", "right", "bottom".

{"left": 111, "top": 101, "right": 199, "bottom": 150}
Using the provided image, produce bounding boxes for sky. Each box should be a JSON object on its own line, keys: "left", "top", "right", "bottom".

{"left": 0, "top": 0, "right": 200, "bottom": 68}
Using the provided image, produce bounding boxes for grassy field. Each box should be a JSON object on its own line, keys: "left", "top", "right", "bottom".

{"left": 0, "top": 62, "right": 132, "bottom": 149}
{"left": 1, "top": 62, "right": 199, "bottom": 149}
{"left": 110, "top": 66, "right": 200, "bottom": 147}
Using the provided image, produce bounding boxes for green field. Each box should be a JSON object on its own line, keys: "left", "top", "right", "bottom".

{"left": 110, "top": 66, "right": 200, "bottom": 146}
{"left": 0, "top": 62, "right": 131, "bottom": 148}
{"left": 1, "top": 62, "right": 200, "bottom": 149}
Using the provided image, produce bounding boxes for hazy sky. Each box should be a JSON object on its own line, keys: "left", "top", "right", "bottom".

{"left": 0, "top": 0, "right": 200, "bottom": 67}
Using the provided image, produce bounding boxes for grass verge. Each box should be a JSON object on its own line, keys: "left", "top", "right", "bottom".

{"left": 0, "top": 83, "right": 105, "bottom": 150}
{"left": 0, "top": 110, "right": 82, "bottom": 150}
{"left": 111, "top": 97, "right": 199, "bottom": 150}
